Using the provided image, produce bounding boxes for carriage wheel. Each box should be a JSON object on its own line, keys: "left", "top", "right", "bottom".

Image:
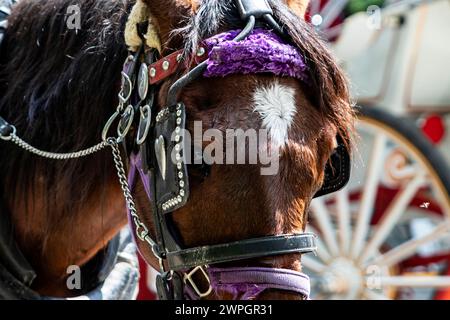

{"left": 304, "top": 107, "right": 450, "bottom": 300}
{"left": 306, "top": 0, "right": 349, "bottom": 41}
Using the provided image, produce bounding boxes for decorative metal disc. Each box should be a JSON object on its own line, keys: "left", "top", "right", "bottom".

{"left": 138, "top": 63, "right": 149, "bottom": 101}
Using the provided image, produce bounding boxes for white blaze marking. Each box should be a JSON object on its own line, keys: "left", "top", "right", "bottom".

{"left": 253, "top": 82, "right": 297, "bottom": 147}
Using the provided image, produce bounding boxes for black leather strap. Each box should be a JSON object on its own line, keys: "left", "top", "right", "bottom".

{"left": 166, "top": 233, "right": 317, "bottom": 271}
{"left": 235, "top": 0, "right": 273, "bottom": 20}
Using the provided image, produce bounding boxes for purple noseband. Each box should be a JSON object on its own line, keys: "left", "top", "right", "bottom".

{"left": 185, "top": 267, "right": 310, "bottom": 300}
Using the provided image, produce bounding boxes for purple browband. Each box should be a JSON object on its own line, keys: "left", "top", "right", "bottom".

{"left": 203, "top": 29, "right": 308, "bottom": 81}
{"left": 127, "top": 154, "right": 311, "bottom": 300}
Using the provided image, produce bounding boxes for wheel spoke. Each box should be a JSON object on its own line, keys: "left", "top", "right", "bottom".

{"left": 320, "top": 0, "right": 350, "bottom": 30}
{"left": 377, "top": 276, "right": 450, "bottom": 288}
{"left": 358, "top": 173, "right": 427, "bottom": 263}
{"left": 301, "top": 255, "right": 327, "bottom": 274}
{"left": 310, "top": 0, "right": 321, "bottom": 16}
{"left": 311, "top": 198, "right": 340, "bottom": 257}
{"left": 336, "top": 187, "right": 352, "bottom": 255}
{"left": 368, "top": 221, "right": 450, "bottom": 268}
{"left": 351, "top": 133, "right": 387, "bottom": 258}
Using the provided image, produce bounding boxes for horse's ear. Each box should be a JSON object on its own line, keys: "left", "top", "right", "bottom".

{"left": 285, "top": 0, "right": 310, "bottom": 18}
{"left": 139, "top": 0, "right": 197, "bottom": 51}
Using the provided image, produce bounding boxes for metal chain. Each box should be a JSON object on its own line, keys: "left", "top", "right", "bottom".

{"left": 6, "top": 133, "right": 109, "bottom": 160}
{"left": 1, "top": 121, "right": 162, "bottom": 258}
{"left": 107, "top": 138, "right": 160, "bottom": 253}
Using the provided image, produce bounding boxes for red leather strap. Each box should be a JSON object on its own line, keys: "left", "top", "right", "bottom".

{"left": 148, "top": 48, "right": 208, "bottom": 85}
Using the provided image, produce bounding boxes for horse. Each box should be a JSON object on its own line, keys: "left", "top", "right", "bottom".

{"left": 0, "top": 0, "right": 355, "bottom": 300}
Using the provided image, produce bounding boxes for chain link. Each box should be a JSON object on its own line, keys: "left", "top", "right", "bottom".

{"left": 1, "top": 123, "right": 161, "bottom": 258}
{"left": 4, "top": 133, "right": 109, "bottom": 160}
{"left": 107, "top": 138, "right": 159, "bottom": 253}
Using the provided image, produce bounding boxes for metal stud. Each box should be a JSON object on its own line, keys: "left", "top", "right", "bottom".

{"left": 177, "top": 163, "right": 182, "bottom": 170}
{"left": 175, "top": 135, "right": 180, "bottom": 142}
{"left": 176, "top": 110, "right": 182, "bottom": 116}
{"left": 175, "top": 144, "right": 181, "bottom": 152}
{"left": 176, "top": 118, "right": 181, "bottom": 125}
{"left": 177, "top": 195, "right": 182, "bottom": 203}
{"left": 197, "top": 47, "right": 206, "bottom": 57}
{"left": 178, "top": 172, "right": 183, "bottom": 179}
{"left": 155, "top": 136, "right": 167, "bottom": 181}
{"left": 162, "top": 60, "right": 170, "bottom": 71}
{"left": 138, "top": 63, "right": 149, "bottom": 100}
{"left": 179, "top": 180, "right": 185, "bottom": 188}
{"left": 175, "top": 127, "right": 180, "bottom": 134}
{"left": 149, "top": 67, "right": 156, "bottom": 78}
{"left": 180, "top": 189, "right": 185, "bottom": 197}
{"left": 176, "top": 153, "right": 181, "bottom": 161}
{"left": 177, "top": 103, "right": 182, "bottom": 109}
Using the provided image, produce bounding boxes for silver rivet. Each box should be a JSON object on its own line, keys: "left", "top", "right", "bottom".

{"left": 175, "top": 144, "right": 181, "bottom": 151}
{"left": 179, "top": 180, "right": 185, "bottom": 188}
{"left": 162, "top": 60, "right": 170, "bottom": 71}
{"left": 175, "top": 135, "right": 180, "bottom": 142}
{"left": 197, "top": 47, "right": 206, "bottom": 57}
{"left": 176, "top": 153, "right": 181, "bottom": 161}
{"left": 177, "top": 195, "right": 182, "bottom": 202}
{"left": 176, "top": 110, "right": 182, "bottom": 116}
{"left": 149, "top": 67, "right": 156, "bottom": 77}
{"left": 177, "top": 163, "right": 182, "bottom": 170}
{"left": 177, "top": 103, "right": 182, "bottom": 109}
{"left": 180, "top": 189, "right": 185, "bottom": 197}
{"left": 178, "top": 171, "right": 183, "bottom": 179}
{"left": 162, "top": 205, "right": 167, "bottom": 210}
{"left": 175, "top": 127, "right": 180, "bottom": 134}
{"left": 176, "top": 118, "right": 181, "bottom": 125}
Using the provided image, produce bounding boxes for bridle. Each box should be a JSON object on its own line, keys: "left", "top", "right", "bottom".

{"left": 0, "top": 0, "right": 351, "bottom": 300}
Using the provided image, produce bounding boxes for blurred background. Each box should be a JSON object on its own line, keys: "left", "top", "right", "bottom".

{"left": 138, "top": 0, "right": 450, "bottom": 300}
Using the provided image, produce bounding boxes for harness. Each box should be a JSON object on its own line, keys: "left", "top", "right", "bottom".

{"left": 0, "top": 0, "right": 351, "bottom": 300}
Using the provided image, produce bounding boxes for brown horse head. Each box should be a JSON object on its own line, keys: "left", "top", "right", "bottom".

{"left": 131, "top": 0, "right": 355, "bottom": 299}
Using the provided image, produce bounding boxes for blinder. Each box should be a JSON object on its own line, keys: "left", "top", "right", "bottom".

{"left": 153, "top": 103, "right": 189, "bottom": 214}
{"left": 315, "top": 138, "right": 351, "bottom": 198}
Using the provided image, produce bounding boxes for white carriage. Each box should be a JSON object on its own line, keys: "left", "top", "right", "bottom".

{"left": 305, "top": 0, "right": 450, "bottom": 300}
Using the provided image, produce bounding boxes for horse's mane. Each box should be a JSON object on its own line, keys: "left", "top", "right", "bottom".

{"left": 0, "top": 0, "right": 132, "bottom": 235}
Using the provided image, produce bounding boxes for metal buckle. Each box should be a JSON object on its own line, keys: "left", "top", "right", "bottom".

{"left": 183, "top": 266, "right": 213, "bottom": 298}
